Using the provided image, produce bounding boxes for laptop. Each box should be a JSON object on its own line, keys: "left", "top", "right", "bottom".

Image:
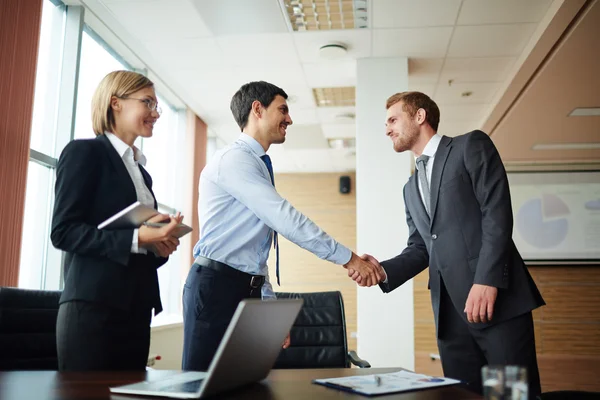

{"left": 109, "top": 298, "right": 303, "bottom": 399}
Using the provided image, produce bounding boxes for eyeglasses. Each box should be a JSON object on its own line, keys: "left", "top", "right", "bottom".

{"left": 118, "top": 96, "right": 162, "bottom": 116}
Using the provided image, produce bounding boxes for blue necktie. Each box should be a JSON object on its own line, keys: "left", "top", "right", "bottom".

{"left": 260, "top": 155, "right": 280, "bottom": 285}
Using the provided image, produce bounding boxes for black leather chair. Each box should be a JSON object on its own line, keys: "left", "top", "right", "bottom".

{"left": 537, "top": 391, "right": 600, "bottom": 400}
{"left": 273, "top": 291, "right": 370, "bottom": 369}
{"left": 0, "top": 287, "right": 61, "bottom": 370}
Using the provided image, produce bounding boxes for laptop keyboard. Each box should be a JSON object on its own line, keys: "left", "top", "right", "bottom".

{"left": 157, "top": 379, "right": 205, "bottom": 393}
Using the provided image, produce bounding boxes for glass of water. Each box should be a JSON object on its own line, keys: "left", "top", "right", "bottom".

{"left": 482, "top": 365, "right": 505, "bottom": 400}
{"left": 505, "top": 366, "right": 528, "bottom": 400}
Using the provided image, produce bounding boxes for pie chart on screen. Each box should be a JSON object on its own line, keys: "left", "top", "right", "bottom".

{"left": 516, "top": 194, "right": 569, "bottom": 249}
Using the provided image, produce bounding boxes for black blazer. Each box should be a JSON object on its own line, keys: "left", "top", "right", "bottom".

{"left": 51, "top": 134, "right": 167, "bottom": 314}
{"left": 380, "top": 131, "right": 544, "bottom": 333}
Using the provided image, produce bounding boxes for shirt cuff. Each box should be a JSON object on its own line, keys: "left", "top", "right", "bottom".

{"left": 381, "top": 266, "right": 389, "bottom": 283}
{"left": 131, "top": 229, "right": 147, "bottom": 254}
{"left": 330, "top": 244, "right": 353, "bottom": 266}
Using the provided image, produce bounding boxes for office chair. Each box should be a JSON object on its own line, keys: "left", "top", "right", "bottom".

{"left": 0, "top": 287, "right": 61, "bottom": 370}
{"left": 273, "top": 291, "right": 370, "bottom": 369}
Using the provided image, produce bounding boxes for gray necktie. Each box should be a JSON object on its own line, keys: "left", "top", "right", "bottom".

{"left": 416, "top": 155, "right": 431, "bottom": 215}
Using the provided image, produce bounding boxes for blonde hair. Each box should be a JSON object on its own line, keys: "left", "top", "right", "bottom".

{"left": 91, "top": 70, "right": 154, "bottom": 136}
{"left": 386, "top": 91, "right": 440, "bottom": 131}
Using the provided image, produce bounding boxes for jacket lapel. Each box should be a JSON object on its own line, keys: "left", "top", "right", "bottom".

{"left": 429, "top": 135, "right": 452, "bottom": 226}
{"left": 97, "top": 134, "right": 137, "bottom": 204}
{"left": 139, "top": 165, "right": 158, "bottom": 209}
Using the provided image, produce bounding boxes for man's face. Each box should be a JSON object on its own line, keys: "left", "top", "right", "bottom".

{"left": 385, "top": 101, "right": 420, "bottom": 153}
{"left": 262, "top": 95, "right": 293, "bottom": 145}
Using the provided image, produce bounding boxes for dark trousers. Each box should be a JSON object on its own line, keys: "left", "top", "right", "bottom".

{"left": 56, "top": 300, "right": 152, "bottom": 371}
{"left": 182, "top": 262, "right": 262, "bottom": 371}
{"left": 437, "top": 280, "right": 541, "bottom": 399}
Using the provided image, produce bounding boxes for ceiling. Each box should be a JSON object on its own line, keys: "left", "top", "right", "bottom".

{"left": 484, "top": 0, "right": 600, "bottom": 165}
{"left": 65, "top": 0, "right": 597, "bottom": 172}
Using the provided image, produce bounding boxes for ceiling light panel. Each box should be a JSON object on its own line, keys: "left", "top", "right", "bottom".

{"left": 284, "top": 0, "right": 368, "bottom": 31}
{"left": 313, "top": 86, "right": 355, "bottom": 107}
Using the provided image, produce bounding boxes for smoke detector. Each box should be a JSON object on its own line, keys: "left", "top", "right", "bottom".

{"left": 319, "top": 43, "right": 348, "bottom": 60}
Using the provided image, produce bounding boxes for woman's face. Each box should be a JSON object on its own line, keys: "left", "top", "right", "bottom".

{"left": 112, "top": 86, "right": 160, "bottom": 142}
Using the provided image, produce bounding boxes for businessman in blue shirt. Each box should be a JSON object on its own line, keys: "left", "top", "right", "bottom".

{"left": 182, "top": 81, "right": 383, "bottom": 371}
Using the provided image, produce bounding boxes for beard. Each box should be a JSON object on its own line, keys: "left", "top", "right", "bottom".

{"left": 392, "top": 123, "right": 419, "bottom": 153}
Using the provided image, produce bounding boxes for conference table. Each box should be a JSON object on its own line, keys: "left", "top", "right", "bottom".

{"left": 0, "top": 368, "right": 482, "bottom": 399}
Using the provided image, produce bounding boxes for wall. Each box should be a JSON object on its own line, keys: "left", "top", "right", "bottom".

{"left": 266, "top": 172, "right": 358, "bottom": 351}
{"left": 414, "top": 266, "right": 600, "bottom": 392}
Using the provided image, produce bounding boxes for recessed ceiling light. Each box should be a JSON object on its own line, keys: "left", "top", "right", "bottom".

{"left": 283, "top": 0, "right": 368, "bottom": 31}
{"left": 319, "top": 43, "right": 348, "bottom": 60}
{"left": 532, "top": 143, "right": 600, "bottom": 150}
{"left": 568, "top": 107, "right": 600, "bottom": 116}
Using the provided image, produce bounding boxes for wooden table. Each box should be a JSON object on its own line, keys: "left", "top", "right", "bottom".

{"left": 0, "top": 368, "right": 482, "bottom": 399}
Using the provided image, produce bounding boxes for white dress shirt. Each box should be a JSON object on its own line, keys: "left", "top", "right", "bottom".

{"left": 416, "top": 133, "right": 443, "bottom": 205}
{"left": 194, "top": 133, "right": 352, "bottom": 299}
{"left": 105, "top": 132, "right": 154, "bottom": 254}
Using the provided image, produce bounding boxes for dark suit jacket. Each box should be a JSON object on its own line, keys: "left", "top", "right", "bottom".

{"left": 380, "top": 130, "right": 544, "bottom": 334}
{"left": 51, "top": 134, "right": 167, "bottom": 314}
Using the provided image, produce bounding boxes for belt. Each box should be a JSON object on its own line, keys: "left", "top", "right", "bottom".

{"left": 193, "top": 256, "right": 265, "bottom": 290}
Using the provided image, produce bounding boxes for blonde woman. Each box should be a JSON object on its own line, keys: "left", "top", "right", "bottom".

{"left": 51, "top": 70, "right": 182, "bottom": 371}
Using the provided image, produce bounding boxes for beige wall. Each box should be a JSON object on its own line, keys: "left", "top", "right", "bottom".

{"left": 149, "top": 172, "right": 359, "bottom": 369}
{"left": 414, "top": 266, "right": 600, "bottom": 393}
{"left": 266, "top": 172, "right": 358, "bottom": 351}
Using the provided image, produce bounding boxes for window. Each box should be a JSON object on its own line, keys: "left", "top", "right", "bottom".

{"left": 21, "top": 1, "right": 192, "bottom": 324}
{"left": 29, "top": 0, "right": 65, "bottom": 157}
{"left": 141, "top": 97, "right": 188, "bottom": 318}
{"left": 19, "top": 0, "right": 66, "bottom": 290}
{"left": 74, "top": 29, "right": 129, "bottom": 140}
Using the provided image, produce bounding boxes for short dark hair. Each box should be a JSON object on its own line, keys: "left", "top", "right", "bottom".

{"left": 230, "top": 81, "right": 288, "bottom": 130}
{"left": 386, "top": 91, "right": 440, "bottom": 131}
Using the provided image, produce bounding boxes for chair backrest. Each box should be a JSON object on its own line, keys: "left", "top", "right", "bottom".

{"left": 273, "top": 291, "right": 349, "bottom": 369}
{"left": 0, "top": 287, "right": 61, "bottom": 370}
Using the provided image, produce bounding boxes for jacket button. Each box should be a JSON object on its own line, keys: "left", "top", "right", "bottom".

{"left": 432, "top": 234, "right": 438, "bottom": 240}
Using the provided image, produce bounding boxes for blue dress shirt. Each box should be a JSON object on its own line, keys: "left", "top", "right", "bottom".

{"left": 193, "top": 133, "right": 352, "bottom": 299}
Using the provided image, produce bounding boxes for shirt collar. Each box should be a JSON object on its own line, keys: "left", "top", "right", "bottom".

{"left": 415, "top": 133, "right": 443, "bottom": 170}
{"left": 105, "top": 132, "right": 147, "bottom": 166}
{"left": 238, "top": 133, "right": 266, "bottom": 157}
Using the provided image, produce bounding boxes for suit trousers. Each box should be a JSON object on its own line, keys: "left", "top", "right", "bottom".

{"left": 56, "top": 300, "right": 152, "bottom": 371}
{"left": 437, "top": 279, "right": 541, "bottom": 399}
{"left": 182, "top": 262, "right": 262, "bottom": 371}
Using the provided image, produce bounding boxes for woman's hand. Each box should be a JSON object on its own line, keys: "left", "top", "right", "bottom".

{"left": 139, "top": 212, "right": 183, "bottom": 257}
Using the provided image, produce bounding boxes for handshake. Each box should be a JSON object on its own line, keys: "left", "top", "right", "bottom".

{"left": 344, "top": 253, "right": 386, "bottom": 287}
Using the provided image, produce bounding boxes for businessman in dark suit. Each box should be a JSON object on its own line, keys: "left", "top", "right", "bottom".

{"left": 51, "top": 70, "right": 182, "bottom": 371}
{"left": 350, "top": 92, "right": 545, "bottom": 397}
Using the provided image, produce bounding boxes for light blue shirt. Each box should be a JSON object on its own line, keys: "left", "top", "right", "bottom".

{"left": 193, "top": 133, "right": 353, "bottom": 299}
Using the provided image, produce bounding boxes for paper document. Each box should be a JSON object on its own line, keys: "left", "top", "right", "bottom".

{"left": 313, "top": 370, "right": 460, "bottom": 396}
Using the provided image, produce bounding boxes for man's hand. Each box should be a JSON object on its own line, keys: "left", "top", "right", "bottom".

{"left": 282, "top": 333, "right": 291, "bottom": 349}
{"left": 344, "top": 253, "right": 385, "bottom": 287}
{"left": 464, "top": 284, "right": 498, "bottom": 323}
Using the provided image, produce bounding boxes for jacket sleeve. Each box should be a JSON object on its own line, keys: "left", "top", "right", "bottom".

{"left": 464, "top": 130, "right": 512, "bottom": 289}
{"left": 50, "top": 140, "right": 133, "bottom": 266}
{"left": 380, "top": 186, "right": 430, "bottom": 293}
